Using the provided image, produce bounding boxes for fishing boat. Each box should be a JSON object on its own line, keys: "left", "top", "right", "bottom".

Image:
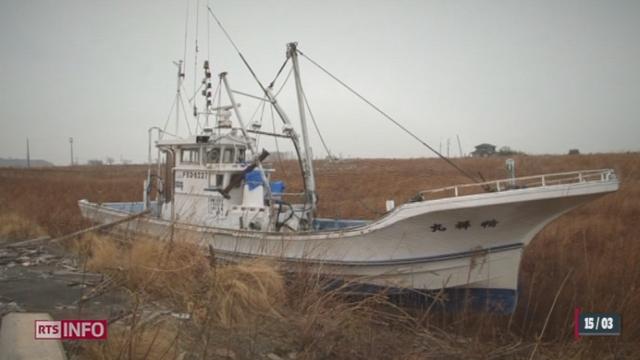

{"left": 79, "top": 20, "right": 618, "bottom": 313}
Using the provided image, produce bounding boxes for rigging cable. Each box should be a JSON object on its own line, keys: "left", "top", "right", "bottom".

{"left": 188, "top": 82, "right": 205, "bottom": 104}
{"left": 270, "top": 105, "right": 290, "bottom": 183}
{"left": 216, "top": 77, "right": 223, "bottom": 135}
{"left": 162, "top": 97, "right": 178, "bottom": 139}
{"left": 178, "top": 93, "right": 193, "bottom": 135}
{"left": 268, "top": 64, "right": 291, "bottom": 179}
{"left": 207, "top": 5, "right": 308, "bottom": 194}
{"left": 192, "top": 0, "right": 200, "bottom": 126}
{"left": 182, "top": 1, "right": 189, "bottom": 69}
{"left": 301, "top": 88, "right": 335, "bottom": 160}
{"left": 206, "top": 6, "right": 269, "bottom": 96}
{"left": 269, "top": 57, "right": 290, "bottom": 89}
{"left": 206, "top": 0, "right": 211, "bottom": 61}
{"left": 275, "top": 66, "right": 293, "bottom": 97}
{"left": 296, "top": 48, "right": 480, "bottom": 184}
{"left": 182, "top": 83, "right": 202, "bottom": 132}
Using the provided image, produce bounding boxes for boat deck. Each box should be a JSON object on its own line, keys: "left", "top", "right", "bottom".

{"left": 418, "top": 169, "right": 616, "bottom": 201}
{"left": 100, "top": 201, "right": 369, "bottom": 231}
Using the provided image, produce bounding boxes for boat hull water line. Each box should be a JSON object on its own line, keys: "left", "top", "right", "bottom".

{"left": 78, "top": 22, "right": 618, "bottom": 313}
{"left": 80, "top": 169, "right": 617, "bottom": 313}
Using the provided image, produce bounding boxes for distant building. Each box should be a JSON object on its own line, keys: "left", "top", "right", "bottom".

{"left": 472, "top": 143, "right": 497, "bottom": 157}
{"left": 0, "top": 157, "right": 53, "bottom": 168}
{"left": 568, "top": 149, "right": 580, "bottom": 155}
{"left": 87, "top": 159, "right": 104, "bottom": 166}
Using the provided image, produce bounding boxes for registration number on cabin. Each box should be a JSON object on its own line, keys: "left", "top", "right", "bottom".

{"left": 180, "top": 170, "right": 208, "bottom": 179}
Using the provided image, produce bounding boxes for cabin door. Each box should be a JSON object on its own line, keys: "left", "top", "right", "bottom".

{"left": 163, "top": 150, "right": 175, "bottom": 203}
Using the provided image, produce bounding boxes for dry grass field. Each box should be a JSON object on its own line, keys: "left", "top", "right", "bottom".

{"left": 0, "top": 153, "right": 639, "bottom": 359}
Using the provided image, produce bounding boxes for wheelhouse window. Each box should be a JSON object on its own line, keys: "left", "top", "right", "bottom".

{"left": 180, "top": 149, "right": 200, "bottom": 164}
{"left": 237, "top": 148, "right": 246, "bottom": 163}
{"left": 222, "top": 147, "right": 234, "bottom": 163}
{"left": 207, "top": 147, "right": 220, "bottom": 164}
{"left": 208, "top": 173, "right": 225, "bottom": 188}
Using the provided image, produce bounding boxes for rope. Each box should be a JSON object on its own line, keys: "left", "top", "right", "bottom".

{"left": 270, "top": 54, "right": 333, "bottom": 159}
{"left": 182, "top": 1, "right": 189, "bottom": 70}
{"left": 248, "top": 100, "right": 267, "bottom": 148}
{"left": 178, "top": 93, "right": 193, "bottom": 135}
{"left": 248, "top": 98, "right": 264, "bottom": 123}
{"left": 301, "top": 87, "right": 334, "bottom": 160}
{"left": 275, "top": 66, "right": 293, "bottom": 97}
{"left": 206, "top": 0, "right": 210, "bottom": 60}
{"left": 269, "top": 57, "right": 290, "bottom": 89}
{"left": 296, "top": 48, "right": 479, "bottom": 184}
{"left": 270, "top": 104, "right": 289, "bottom": 179}
{"left": 187, "top": 82, "right": 205, "bottom": 105}
{"left": 181, "top": 83, "right": 201, "bottom": 133}
{"left": 206, "top": 6, "right": 269, "bottom": 95}
{"left": 162, "top": 97, "right": 177, "bottom": 138}
{"left": 207, "top": 5, "right": 308, "bottom": 195}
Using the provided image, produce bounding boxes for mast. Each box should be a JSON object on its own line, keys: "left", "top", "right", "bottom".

{"left": 287, "top": 42, "right": 317, "bottom": 218}
{"left": 174, "top": 60, "right": 185, "bottom": 135}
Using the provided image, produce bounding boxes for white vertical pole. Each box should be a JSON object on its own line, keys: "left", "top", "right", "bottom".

{"left": 69, "top": 137, "right": 74, "bottom": 166}
{"left": 26, "top": 138, "right": 30, "bottom": 168}
{"left": 288, "top": 42, "right": 317, "bottom": 217}
{"left": 220, "top": 72, "right": 273, "bottom": 221}
{"left": 446, "top": 138, "right": 450, "bottom": 157}
{"left": 220, "top": 73, "right": 255, "bottom": 155}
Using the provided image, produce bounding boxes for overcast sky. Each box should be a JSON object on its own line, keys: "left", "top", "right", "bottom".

{"left": 1, "top": 0, "right": 639, "bottom": 165}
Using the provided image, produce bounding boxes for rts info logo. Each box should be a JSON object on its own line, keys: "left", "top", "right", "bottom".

{"left": 35, "top": 320, "right": 108, "bottom": 340}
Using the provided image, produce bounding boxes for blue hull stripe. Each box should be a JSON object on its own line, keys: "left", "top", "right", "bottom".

{"left": 324, "top": 280, "right": 519, "bottom": 314}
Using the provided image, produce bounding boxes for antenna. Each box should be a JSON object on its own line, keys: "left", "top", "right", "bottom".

{"left": 457, "top": 134, "right": 463, "bottom": 157}
{"left": 26, "top": 138, "right": 31, "bottom": 168}
{"left": 69, "top": 137, "right": 74, "bottom": 166}
{"left": 173, "top": 60, "right": 184, "bottom": 135}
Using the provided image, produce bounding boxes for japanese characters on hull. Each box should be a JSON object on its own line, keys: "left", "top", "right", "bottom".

{"left": 430, "top": 219, "right": 499, "bottom": 232}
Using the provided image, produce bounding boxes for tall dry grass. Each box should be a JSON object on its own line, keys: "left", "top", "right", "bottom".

{"left": 79, "top": 234, "right": 284, "bottom": 327}
{"left": 0, "top": 212, "right": 46, "bottom": 240}
{"left": 0, "top": 165, "right": 144, "bottom": 236}
{"left": 75, "top": 234, "right": 288, "bottom": 358}
{"left": 1, "top": 153, "right": 639, "bottom": 358}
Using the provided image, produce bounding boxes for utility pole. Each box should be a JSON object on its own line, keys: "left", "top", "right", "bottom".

{"left": 457, "top": 134, "right": 463, "bottom": 157}
{"left": 26, "top": 138, "right": 31, "bottom": 168}
{"left": 69, "top": 137, "right": 74, "bottom": 166}
{"left": 446, "top": 138, "right": 451, "bottom": 157}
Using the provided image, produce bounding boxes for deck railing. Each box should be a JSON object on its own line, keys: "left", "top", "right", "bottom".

{"left": 417, "top": 169, "right": 616, "bottom": 201}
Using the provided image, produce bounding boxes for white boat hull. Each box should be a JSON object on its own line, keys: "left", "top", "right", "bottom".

{"left": 79, "top": 177, "right": 618, "bottom": 312}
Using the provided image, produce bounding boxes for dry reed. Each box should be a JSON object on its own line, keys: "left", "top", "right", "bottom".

{"left": 1, "top": 153, "right": 639, "bottom": 358}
